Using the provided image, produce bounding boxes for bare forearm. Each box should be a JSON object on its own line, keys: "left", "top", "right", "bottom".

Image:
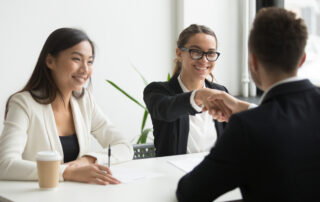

{"left": 234, "top": 99, "right": 251, "bottom": 113}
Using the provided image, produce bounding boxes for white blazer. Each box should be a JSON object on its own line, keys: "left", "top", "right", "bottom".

{"left": 0, "top": 90, "right": 133, "bottom": 181}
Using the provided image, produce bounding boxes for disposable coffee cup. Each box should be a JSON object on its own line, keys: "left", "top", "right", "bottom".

{"left": 36, "top": 151, "right": 61, "bottom": 189}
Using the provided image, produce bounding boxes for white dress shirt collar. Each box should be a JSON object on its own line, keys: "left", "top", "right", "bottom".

{"left": 177, "top": 74, "right": 205, "bottom": 93}
{"left": 259, "top": 76, "right": 304, "bottom": 105}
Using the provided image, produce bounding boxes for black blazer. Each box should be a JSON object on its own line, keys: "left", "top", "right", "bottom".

{"left": 143, "top": 74, "right": 228, "bottom": 157}
{"left": 176, "top": 79, "right": 320, "bottom": 202}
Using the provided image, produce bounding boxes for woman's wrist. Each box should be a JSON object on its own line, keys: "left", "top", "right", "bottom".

{"left": 63, "top": 165, "right": 73, "bottom": 181}
{"left": 194, "top": 88, "right": 207, "bottom": 107}
{"left": 235, "top": 100, "right": 251, "bottom": 113}
{"left": 82, "top": 155, "right": 97, "bottom": 164}
{"left": 194, "top": 90, "right": 202, "bottom": 107}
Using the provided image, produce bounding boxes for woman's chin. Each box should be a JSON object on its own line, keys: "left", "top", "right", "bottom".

{"left": 72, "top": 85, "right": 84, "bottom": 92}
{"left": 193, "top": 68, "right": 209, "bottom": 78}
{"left": 194, "top": 72, "right": 209, "bottom": 80}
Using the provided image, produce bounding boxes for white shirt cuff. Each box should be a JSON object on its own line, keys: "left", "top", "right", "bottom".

{"left": 190, "top": 90, "right": 203, "bottom": 112}
{"left": 248, "top": 103, "right": 258, "bottom": 109}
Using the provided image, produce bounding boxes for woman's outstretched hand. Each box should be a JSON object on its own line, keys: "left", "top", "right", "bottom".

{"left": 203, "top": 99, "right": 231, "bottom": 122}
{"left": 195, "top": 89, "right": 250, "bottom": 122}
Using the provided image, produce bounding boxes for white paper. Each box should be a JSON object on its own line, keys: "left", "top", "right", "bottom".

{"left": 167, "top": 156, "right": 205, "bottom": 173}
{"left": 111, "top": 167, "right": 162, "bottom": 184}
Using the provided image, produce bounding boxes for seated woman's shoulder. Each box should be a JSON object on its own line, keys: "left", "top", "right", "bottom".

{"left": 7, "top": 91, "right": 38, "bottom": 113}
{"left": 144, "top": 80, "right": 171, "bottom": 94}
{"left": 10, "top": 91, "right": 34, "bottom": 103}
{"left": 145, "top": 80, "right": 169, "bottom": 88}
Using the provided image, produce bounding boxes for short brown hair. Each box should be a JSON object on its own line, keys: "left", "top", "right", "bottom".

{"left": 248, "top": 7, "right": 308, "bottom": 73}
{"left": 173, "top": 24, "right": 217, "bottom": 80}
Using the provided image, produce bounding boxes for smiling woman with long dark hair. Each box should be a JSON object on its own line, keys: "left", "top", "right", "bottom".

{"left": 0, "top": 28, "right": 133, "bottom": 185}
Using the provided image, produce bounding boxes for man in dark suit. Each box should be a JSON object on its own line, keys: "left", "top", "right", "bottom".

{"left": 176, "top": 7, "right": 320, "bottom": 202}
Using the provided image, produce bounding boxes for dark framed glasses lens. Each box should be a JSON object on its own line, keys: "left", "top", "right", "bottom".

{"left": 207, "top": 54, "right": 217, "bottom": 61}
{"left": 190, "top": 50, "right": 203, "bottom": 59}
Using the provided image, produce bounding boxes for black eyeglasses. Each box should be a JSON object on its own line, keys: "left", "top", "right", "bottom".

{"left": 180, "top": 47, "right": 220, "bottom": 62}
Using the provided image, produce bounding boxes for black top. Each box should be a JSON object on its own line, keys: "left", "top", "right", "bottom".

{"left": 176, "top": 79, "right": 320, "bottom": 202}
{"left": 59, "top": 134, "right": 79, "bottom": 163}
{"left": 143, "top": 74, "right": 228, "bottom": 157}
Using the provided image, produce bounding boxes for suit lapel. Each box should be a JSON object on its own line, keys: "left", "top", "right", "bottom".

{"left": 169, "top": 74, "right": 184, "bottom": 94}
{"left": 43, "top": 104, "right": 64, "bottom": 156}
{"left": 70, "top": 96, "right": 87, "bottom": 158}
{"left": 42, "top": 97, "right": 88, "bottom": 161}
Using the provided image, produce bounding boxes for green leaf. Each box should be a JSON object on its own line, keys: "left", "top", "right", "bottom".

{"left": 167, "top": 73, "right": 171, "bottom": 81}
{"left": 137, "top": 128, "right": 153, "bottom": 144}
{"left": 130, "top": 62, "right": 149, "bottom": 86}
{"left": 141, "top": 109, "right": 149, "bottom": 132}
{"left": 106, "top": 80, "right": 146, "bottom": 110}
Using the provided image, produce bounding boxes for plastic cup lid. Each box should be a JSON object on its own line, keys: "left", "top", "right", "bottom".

{"left": 36, "top": 151, "right": 62, "bottom": 161}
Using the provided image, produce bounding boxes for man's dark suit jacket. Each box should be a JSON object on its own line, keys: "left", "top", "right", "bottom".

{"left": 143, "top": 74, "right": 227, "bottom": 157}
{"left": 176, "top": 79, "right": 320, "bottom": 202}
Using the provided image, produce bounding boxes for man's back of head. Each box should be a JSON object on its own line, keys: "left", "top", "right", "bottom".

{"left": 248, "top": 7, "right": 308, "bottom": 74}
{"left": 176, "top": 7, "right": 320, "bottom": 202}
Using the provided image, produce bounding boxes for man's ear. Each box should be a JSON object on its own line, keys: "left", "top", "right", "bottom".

{"left": 298, "top": 52, "right": 306, "bottom": 68}
{"left": 45, "top": 54, "right": 55, "bottom": 70}
{"left": 176, "top": 48, "right": 182, "bottom": 62}
{"left": 249, "top": 53, "right": 258, "bottom": 73}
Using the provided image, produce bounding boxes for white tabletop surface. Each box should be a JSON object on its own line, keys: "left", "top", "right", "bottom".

{"left": 0, "top": 152, "right": 241, "bottom": 202}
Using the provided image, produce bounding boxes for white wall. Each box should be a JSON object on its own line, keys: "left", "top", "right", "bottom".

{"left": 0, "top": 0, "right": 245, "bottom": 142}
{"left": 0, "top": 0, "right": 176, "bottom": 142}
{"left": 181, "top": 0, "right": 243, "bottom": 95}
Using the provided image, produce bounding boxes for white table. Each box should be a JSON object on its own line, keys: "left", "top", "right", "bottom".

{"left": 0, "top": 153, "right": 241, "bottom": 202}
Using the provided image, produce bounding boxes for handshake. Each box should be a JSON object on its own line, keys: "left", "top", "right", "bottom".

{"left": 194, "top": 89, "right": 251, "bottom": 122}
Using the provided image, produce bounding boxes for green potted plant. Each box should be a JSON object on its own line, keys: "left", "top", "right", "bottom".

{"left": 106, "top": 65, "right": 171, "bottom": 144}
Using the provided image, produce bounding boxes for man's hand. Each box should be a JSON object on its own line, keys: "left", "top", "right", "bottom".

{"left": 194, "top": 89, "right": 232, "bottom": 122}
{"left": 195, "top": 89, "right": 250, "bottom": 122}
{"left": 207, "top": 90, "right": 250, "bottom": 113}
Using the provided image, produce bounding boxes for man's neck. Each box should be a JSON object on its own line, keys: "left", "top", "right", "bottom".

{"left": 261, "top": 70, "right": 297, "bottom": 92}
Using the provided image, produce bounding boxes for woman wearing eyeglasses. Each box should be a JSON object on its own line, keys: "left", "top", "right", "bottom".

{"left": 143, "top": 24, "right": 229, "bottom": 157}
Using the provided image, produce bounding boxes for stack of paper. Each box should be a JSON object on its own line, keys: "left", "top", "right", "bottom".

{"left": 167, "top": 157, "right": 205, "bottom": 173}
{"left": 111, "top": 167, "right": 162, "bottom": 184}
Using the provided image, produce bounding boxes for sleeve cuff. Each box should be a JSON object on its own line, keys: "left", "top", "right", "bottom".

{"left": 60, "top": 164, "right": 68, "bottom": 181}
{"left": 248, "top": 103, "right": 258, "bottom": 109}
{"left": 190, "top": 90, "right": 203, "bottom": 113}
